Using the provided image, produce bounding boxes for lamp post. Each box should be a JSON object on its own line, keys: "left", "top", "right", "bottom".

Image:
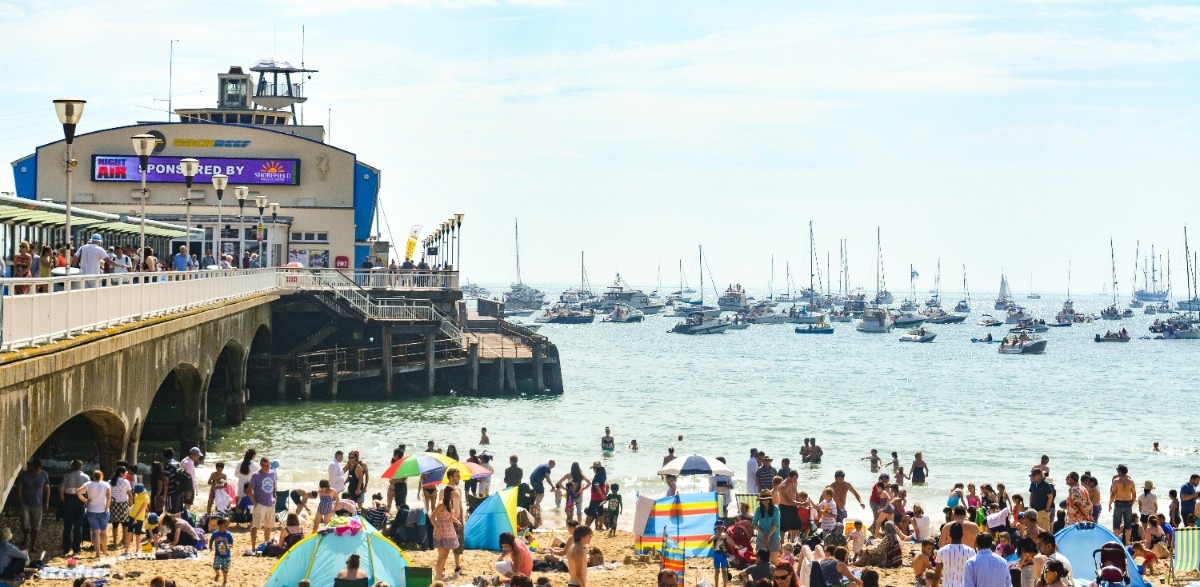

{"left": 54, "top": 98, "right": 86, "bottom": 249}
{"left": 269, "top": 203, "right": 280, "bottom": 268}
{"left": 179, "top": 157, "right": 199, "bottom": 269}
{"left": 211, "top": 173, "right": 228, "bottom": 269}
{"left": 234, "top": 186, "right": 248, "bottom": 267}
{"left": 454, "top": 213, "right": 464, "bottom": 269}
{"left": 255, "top": 195, "right": 268, "bottom": 266}
{"left": 131, "top": 133, "right": 156, "bottom": 264}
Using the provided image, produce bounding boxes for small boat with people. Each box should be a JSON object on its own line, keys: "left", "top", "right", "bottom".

{"left": 997, "top": 330, "right": 1048, "bottom": 354}
{"left": 603, "top": 302, "right": 644, "bottom": 323}
{"left": 1004, "top": 306, "right": 1029, "bottom": 324}
{"left": 787, "top": 304, "right": 826, "bottom": 324}
{"left": 1094, "top": 328, "right": 1130, "bottom": 343}
{"left": 671, "top": 313, "right": 730, "bottom": 335}
{"left": 977, "top": 314, "right": 1004, "bottom": 327}
{"left": 923, "top": 307, "right": 966, "bottom": 324}
{"left": 795, "top": 320, "right": 835, "bottom": 334}
{"left": 898, "top": 327, "right": 936, "bottom": 343}
{"left": 534, "top": 304, "right": 595, "bottom": 324}
{"left": 1010, "top": 318, "right": 1049, "bottom": 333}
{"left": 970, "top": 333, "right": 997, "bottom": 343}
{"left": 890, "top": 309, "right": 926, "bottom": 328}
{"left": 717, "top": 284, "right": 750, "bottom": 312}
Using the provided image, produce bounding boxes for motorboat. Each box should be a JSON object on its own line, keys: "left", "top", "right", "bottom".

{"left": 726, "top": 321, "right": 750, "bottom": 331}
{"left": 970, "top": 335, "right": 998, "bottom": 343}
{"left": 603, "top": 302, "right": 644, "bottom": 323}
{"left": 1009, "top": 319, "right": 1048, "bottom": 333}
{"left": 534, "top": 304, "right": 595, "bottom": 324}
{"left": 717, "top": 284, "right": 750, "bottom": 312}
{"left": 857, "top": 306, "right": 893, "bottom": 333}
{"left": 828, "top": 308, "right": 854, "bottom": 323}
{"left": 1004, "top": 306, "right": 1029, "bottom": 324}
{"left": 461, "top": 282, "right": 492, "bottom": 300}
{"left": 671, "top": 313, "right": 730, "bottom": 335}
{"left": 923, "top": 306, "right": 966, "bottom": 324}
{"left": 997, "top": 330, "right": 1048, "bottom": 354}
{"left": 899, "top": 299, "right": 919, "bottom": 311}
{"left": 788, "top": 304, "right": 826, "bottom": 324}
{"left": 1176, "top": 298, "right": 1200, "bottom": 312}
{"left": 977, "top": 314, "right": 1004, "bottom": 327}
{"left": 874, "top": 290, "right": 894, "bottom": 305}
{"left": 898, "top": 327, "right": 936, "bottom": 343}
{"left": 890, "top": 309, "right": 926, "bottom": 328}
{"left": 795, "top": 320, "right": 834, "bottom": 334}
{"left": 601, "top": 274, "right": 663, "bottom": 313}
{"left": 1094, "top": 330, "right": 1131, "bottom": 343}
{"left": 954, "top": 299, "right": 970, "bottom": 313}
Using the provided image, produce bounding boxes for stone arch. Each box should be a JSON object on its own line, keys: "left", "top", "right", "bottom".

{"left": 207, "top": 339, "right": 247, "bottom": 427}
{"left": 246, "top": 324, "right": 274, "bottom": 402}
{"left": 142, "top": 363, "right": 205, "bottom": 458}
{"left": 23, "top": 408, "right": 128, "bottom": 482}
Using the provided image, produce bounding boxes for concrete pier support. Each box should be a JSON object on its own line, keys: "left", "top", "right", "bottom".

{"left": 425, "top": 334, "right": 437, "bottom": 396}
{"left": 504, "top": 359, "right": 517, "bottom": 393}
{"left": 532, "top": 342, "right": 544, "bottom": 392}
{"left": 301, "top": 362, "right": 313, "bottom": 400}
{"left": 494, "top": 360, "right": 505, "bottom": 393}
{"left": 277, "top": 365, "right": 288, "bottom": 401}
{"left": 382, "top": 328, "right": 394, "bottom": 398}
{"left": 468, "top": 342, "right": 479, "bottom": 394}
{"left": 328, "top": 361, "right": 339, "bottom": 400}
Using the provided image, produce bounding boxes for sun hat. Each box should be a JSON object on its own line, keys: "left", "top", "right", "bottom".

{"left": 133, "top": 483, "right": 146, "bottom": 494}
{"left": 758, "top": 489, "right": 773, "bottom": 500}
{"left": 90, "top": 234, "right": 102, "bottom": 242}
{"left": 1144, "top": 480, "right": 1154, "bottom": 490}
{"left": 591, "top": 461, "right": 602, "bottom": 468}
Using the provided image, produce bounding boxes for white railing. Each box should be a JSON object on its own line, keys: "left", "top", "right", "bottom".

{"left": 352, "top": 269, "right": 460, "bottom": 290}
{"left": 0, "top": 269, "right": 279, "bottom": 351}
{"left": 1, "top": 268, "right": 467, "bottom": 352}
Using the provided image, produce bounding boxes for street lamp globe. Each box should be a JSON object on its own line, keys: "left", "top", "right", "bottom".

{"left": 53, "top": 98, "right": 86, "bottom": 142}
{"left": 179, "top": 157, "right": 200, "bottom": 189}
{"left": 131, "top": 133, "right": 157, "bottom": 158}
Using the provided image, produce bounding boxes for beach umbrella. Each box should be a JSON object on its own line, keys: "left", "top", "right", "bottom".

{"left": 378, "top": 452, "right": 459, "bottom": 480}
{"left": 657, "top": 454, "right": 734, "bottom": 477}
{"left": 424, "top": 461, "right": 492, "bottom": 484}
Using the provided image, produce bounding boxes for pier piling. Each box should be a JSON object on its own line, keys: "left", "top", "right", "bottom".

{"left": 468, "top": 342, "right": 479, "bottom": 393}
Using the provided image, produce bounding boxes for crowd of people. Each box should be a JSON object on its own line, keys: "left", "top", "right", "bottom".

{"left": 5, "top": 429, "right": 1200, "bottom": 587}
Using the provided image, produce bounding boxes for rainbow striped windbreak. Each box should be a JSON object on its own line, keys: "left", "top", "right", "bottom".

{"left": 636, "top": 492, "right": 719, "bottom": 556}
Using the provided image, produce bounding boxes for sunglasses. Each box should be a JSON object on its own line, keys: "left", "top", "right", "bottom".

{"left": 775, "top": 573, "right": 792, "bottom": 579}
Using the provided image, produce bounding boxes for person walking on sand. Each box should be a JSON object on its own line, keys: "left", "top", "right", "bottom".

{"left": 567, "top": 524, "right": 592, "bottom": 587}
{"left": 77, "top": 470, "right": 112, "bottom": 558}
{"left": 1110, "top": 464, "right": 1136, "bottom": 543}
{"left": 432, "top": 486, "right": 461, "bottom": 581}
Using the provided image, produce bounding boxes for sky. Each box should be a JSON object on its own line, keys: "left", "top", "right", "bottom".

{"left": 1, "top": 0, "right": 1199, "bottom": 296}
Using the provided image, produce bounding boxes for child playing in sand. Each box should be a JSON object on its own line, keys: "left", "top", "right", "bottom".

{"left": 604, "top": 484, "right": 623, "bottom": 537}
{"left": 708, "top": 521, "right": 730, "bottom": 587}
{"left": 207, "top": 462, "right": 229, "bottom": 515}
{"left": 848, "top": 520, "right": 867, "bottom": 560}
{"left": 210, "top": 517, "right": 233, "bottom": 585}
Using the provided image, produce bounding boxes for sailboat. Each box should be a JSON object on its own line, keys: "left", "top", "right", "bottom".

{"left": 953, "top": 265, "right": 971, "bottom": 313}
{"left": 790, "top": 221, "right": 827, "bottom": 323}
{"left": 503, "top": 218, "right": 545, "bottom": 315}
{"left": 672, "top": 246, "right": 729, "bottom": 334}
{"left": 559, "top": 251, "right": 599, "bottom": 308}
{"left": 925, "top": 260, "right": 965, "bottom": 323}
{"left": 1100, "top": 239, "right": 1126, "bottom": 320}
{"left": 1026, "top": 272, "right": 1040, "bottom": 299}
{"left": 1128, "top": 241, "right": 1144, "bottom": 308}
{"left": 874, "top": 227, "right": 893, "bottom": 305}
{"left": 776, "top": 262, "right": 796, "bottom": 303}
{"left": 899, "top": 264, "right": 919, "bottom": 311}
{"left": 994, "top": 272, "right": 1013, "bottom": 310}
{"left": 1135, "top": 243, "right": 1170, "bottom": 302}
{"left": 859, "top": 227, "right": 894, "bottom": 333}
{"left": 1051, "top": 261, "right": 1077, "bottom": 326}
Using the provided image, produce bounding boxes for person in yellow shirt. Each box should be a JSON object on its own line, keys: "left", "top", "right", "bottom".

{"left": 124, "top": 484, "right": 151, "bottom": 555}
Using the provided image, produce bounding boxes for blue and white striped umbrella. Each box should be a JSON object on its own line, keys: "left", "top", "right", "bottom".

{"left": 657, "top": 454, "right": 734, "bottom": 477}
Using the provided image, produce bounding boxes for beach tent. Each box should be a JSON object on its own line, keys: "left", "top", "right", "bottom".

{"left": 464, "top": 486, "right": 519, "bottom": 551}
{"left": 1054, "top": 522, "right": 1149, "bottom": 587}
{"left": 265, "top": 517, "right": 411, "bottom": 587}
{"left": 632, "top": 495, "right": 657, "bottom": 553}
{"left": 635, "top": 492, "right": 719, "bottom": 557}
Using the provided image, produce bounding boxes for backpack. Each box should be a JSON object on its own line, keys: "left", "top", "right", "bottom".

{"left": 173, "top": 468, "right": 194, "bottom": 495}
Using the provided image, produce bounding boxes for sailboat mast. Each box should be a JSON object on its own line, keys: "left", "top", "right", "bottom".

{"left": 875, "top": 227, "right": 881, "bottom": 297}
{"left": 580, "top": 251, "right": 585, "bottom": 292}
{"left": 809, "top": 220, "right": 815, "bottom": 294}
{"left": 1110, "top": 238, "right": 1118, "bottom": 306}
{"left": 1067, "top": 260, "right": 1072, "bottom": 299}
{"left": 826, "top": 252, "right": 831, "bottom": 296}
{"left": 963, "top": 264, "right": 970, "bottom": 302}
{"left": 514, "top": 218, "right": 522, "bottom": 284}
{"left": 770, "top": 254, "right": 775, "bottom": 300}
{"left": 698, "top": 245, "right": 704, "bottom": 305}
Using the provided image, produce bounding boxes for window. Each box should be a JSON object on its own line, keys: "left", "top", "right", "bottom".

{"left": 291, "top": 232, "right": 329, "bottom": 243}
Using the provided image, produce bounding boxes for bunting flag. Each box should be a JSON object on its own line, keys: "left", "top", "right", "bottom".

{"left": 637, "top": 492, "right": 718, "bottom": 556}
{"left": 661, "top": 531, "right": 685, "bottom": 581}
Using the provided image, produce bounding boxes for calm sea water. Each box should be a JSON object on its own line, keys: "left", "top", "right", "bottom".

{"left": 206, "top": 292, "right": 1199, "bottom": 528}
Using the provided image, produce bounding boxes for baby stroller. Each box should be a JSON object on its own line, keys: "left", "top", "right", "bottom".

{"left": 725, "top": 522, "right": 756, "bottom": 570}
{"left": 1094, "top": 541, "right": 1130, "bottom": 587}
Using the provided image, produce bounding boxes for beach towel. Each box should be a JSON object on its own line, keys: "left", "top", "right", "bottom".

{"left": 38, "top": 565, "right": 110, "bottom": 580}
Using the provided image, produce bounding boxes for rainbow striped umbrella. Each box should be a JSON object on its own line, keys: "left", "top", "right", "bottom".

{"left": 379, "top": 452, "right": 492, "bottom": 480}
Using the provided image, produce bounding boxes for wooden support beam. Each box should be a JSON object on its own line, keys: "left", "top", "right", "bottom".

{"left": 382, "top": 328, "right": 394, "bottom": 398}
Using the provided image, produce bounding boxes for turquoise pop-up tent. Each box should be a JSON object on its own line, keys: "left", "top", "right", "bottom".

{"left": 265, "top": 517, "right": 411, "bottom": 587}
{"left": 1054, "top": 522, "right": 1149, "bottom": 587}
{"left": 464, "top": 487, "right": 519, "bottom": 551}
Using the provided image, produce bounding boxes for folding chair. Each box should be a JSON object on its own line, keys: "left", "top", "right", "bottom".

{"left": 1171, "top": 526, "right": 1200, "bottom": 581}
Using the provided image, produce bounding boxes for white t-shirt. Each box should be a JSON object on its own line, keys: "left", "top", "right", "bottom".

{"left": 76, "top": 243, "right": 108, "bottom": 275}
{"left": 182, "top": 457, "right": 199, "bottom": 494}
{"left": 111, "top": 254, "right": 130, "bottom": 273}
{"left": 1138, "top": 492, "right": 1158, "bottom": 516}
{"left": 84, "top": 480, "right": 111, "bottom": 513}
{"left": 329, "top": 459, "right": 346, "bottom": 492}
{"left": 110, "top": 477, "right": 132, "bottom": 503}
{"left": 235, "top": 469, "right": 254, "bottom": 500}
{"left": 914, "top": 514, "right": 932, "bottom": 539}
{"left": 937, "top": 543, "right": 977, "bottom": 587}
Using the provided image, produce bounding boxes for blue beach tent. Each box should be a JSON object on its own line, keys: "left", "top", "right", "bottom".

{"left": 1054, "top": 522, "right": 1149, "bottom": 587}
{"left": 464, "top": 487, "right": 520, "bottom": 551}
{"left": 265, "top": 517, "right": 411, "bottom": 587}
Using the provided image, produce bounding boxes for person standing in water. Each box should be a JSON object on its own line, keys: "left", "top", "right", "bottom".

{"left": 910, "top": 453, "right": 929, "bottom": 486}
{"left": 601, "top": 427, "right": 615, "bottom": 452}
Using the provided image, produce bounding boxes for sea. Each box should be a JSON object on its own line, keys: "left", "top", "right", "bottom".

{"left": 205, "top": 291, "right": 1199, "bottom": 529}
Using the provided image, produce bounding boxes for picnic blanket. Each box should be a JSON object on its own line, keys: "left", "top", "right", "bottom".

{"left": 38, "top": 565, "right": 110, "bottom": 580}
